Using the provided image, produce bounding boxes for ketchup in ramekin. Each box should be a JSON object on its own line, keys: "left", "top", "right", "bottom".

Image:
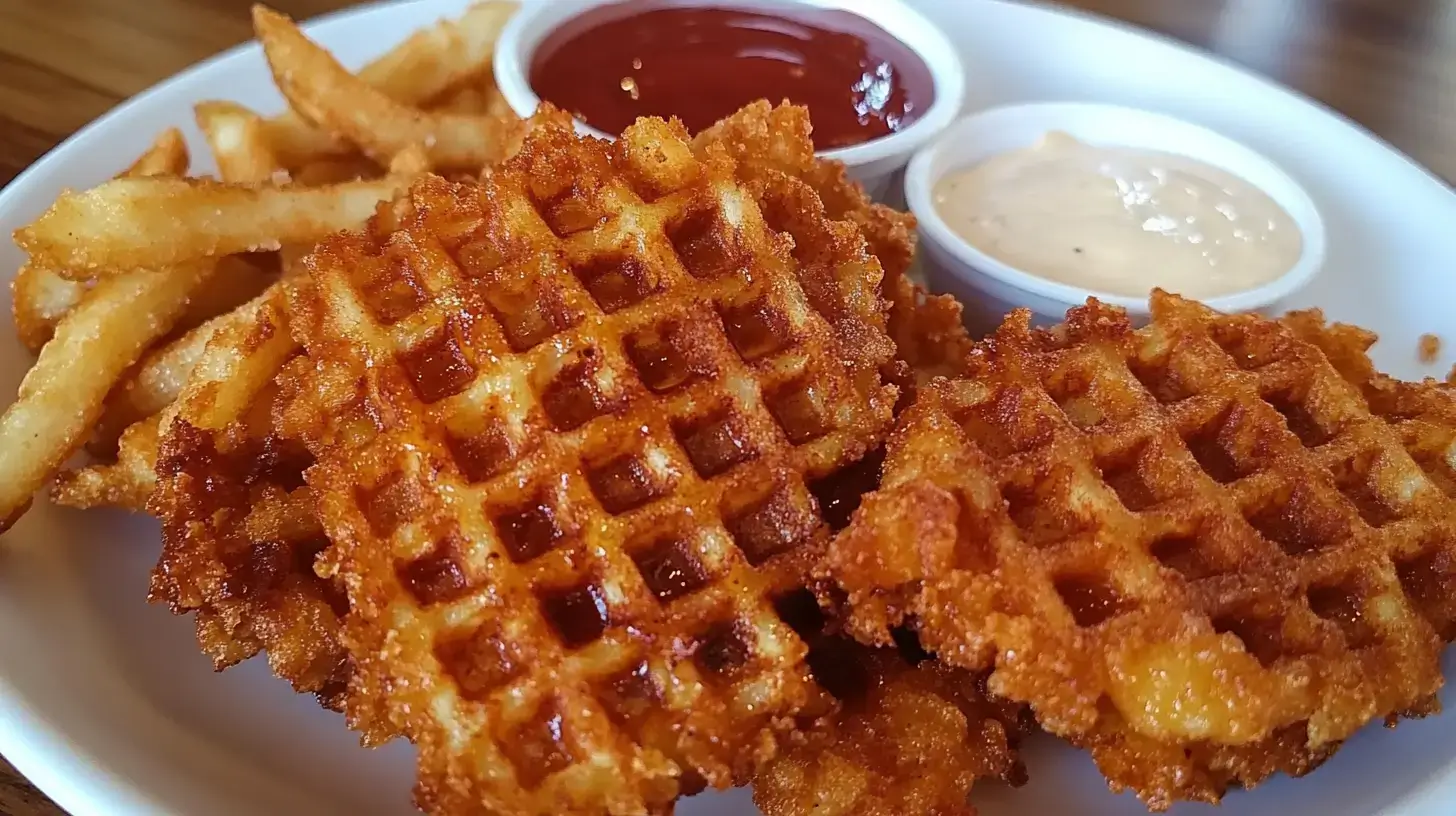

{"left": 528, "top": 1, "right": 936, "bottom": 150}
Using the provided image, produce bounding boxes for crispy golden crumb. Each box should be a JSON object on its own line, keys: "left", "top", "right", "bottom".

{"left": 148, "top": 289, "right": 356, "bottom": 715}
{"left": 692, "top": 101, "right": 973, "bottom": 394}
{"left": 285, "top": 113, "right": 898, "bottom": 814}
{"left": 1420, "top": 333, "right": 1441, "bottom": 364}
{"left": 755, "top": 641, "right": 1028, "bottom": 816}
{"left": 825, "top": 291, "right": 1456, "bottom": 809}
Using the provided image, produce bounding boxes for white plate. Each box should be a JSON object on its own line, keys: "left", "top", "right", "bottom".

{"left": 1, "top": 1, "right": 1453, "bottom": 815}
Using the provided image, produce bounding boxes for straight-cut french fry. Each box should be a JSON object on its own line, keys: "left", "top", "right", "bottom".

{"left": 154, "top": 284, "right": 299, "bottom": 443}
{"left": 14, "top": 175, "right": 408, "bottom": 273}
{"left": 121, "top": 127, "right": 191, "bottom": 178}
{"left": 196, "top": 101, "right": 284, "bottom": 183}
{"left": 53, "top": 413, "right": 163, "bottom": 512}
{"left": 262, "top": 1, "right": 518, "bottom": 165}
{"left": 0, "top": 260, "right": 218, "bottom": 530}
{"left": 10, "top": 265, "right": 87, "bottom": 352}
{"left": 292, "top": 154, "right": 378, "bottom": 186}
{"left": 11, "top": 128, "right": 191, "bottom": 350}
{"left": 255, "top": 6, "right": 522, "bottom": 170}
{"left": 89, "top": 272, "right": 276, "bottom": 455}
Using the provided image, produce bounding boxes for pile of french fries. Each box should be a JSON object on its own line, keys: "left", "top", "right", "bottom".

{"left": 0, "top": 2, "right": 522, "bottom": 533}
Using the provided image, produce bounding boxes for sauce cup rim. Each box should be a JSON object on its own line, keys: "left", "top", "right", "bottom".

{"left": 904, "top": 101, "right": 1328, "bottom": 316}
{"left": 491, "top": 0, "right": 966, "bottom": 168}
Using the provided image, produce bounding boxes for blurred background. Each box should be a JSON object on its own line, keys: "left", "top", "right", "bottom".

{"left": 0, "top": 0, "right": 1452, "bottom": 184}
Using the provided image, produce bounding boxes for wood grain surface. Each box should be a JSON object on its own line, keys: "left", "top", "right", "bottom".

{"left": 0, "top": 0, "right": 1453, "bottom": 813}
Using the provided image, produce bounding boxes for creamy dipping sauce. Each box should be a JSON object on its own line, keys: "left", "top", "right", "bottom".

{"left": 933, "top": 131, "right": 1303, "bottom": 298}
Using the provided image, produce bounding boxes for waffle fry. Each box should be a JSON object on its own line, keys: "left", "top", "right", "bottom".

{"left": 1281, "top": 309, "right": 1456, "bottom": 638}
{"left": 754, "top": 636, "right": 1028, "bottom": 816}
{"left": 825, "top": 291, "right": 1456, "bottom": 808}
{"left": 692, "top": 101, "right": 972, "bottom": 393}
{"left": 282, "top": 114, "right": 896, "bottom": 813}
{"left": 145, "top": 286, "right": 357, "bottom": 713}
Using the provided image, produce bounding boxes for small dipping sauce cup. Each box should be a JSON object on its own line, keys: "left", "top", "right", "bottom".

{"left": 905, "top": 102, "right": 1327, "bottom": 331}
{"left": 494, "top": 0, "right": 966, "bottom": 198}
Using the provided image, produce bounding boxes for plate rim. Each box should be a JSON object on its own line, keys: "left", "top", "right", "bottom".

{"left": 0, "top": 7, "right": 408, "bottom": 813}
{"left": 0, "top": 1, "right": 1453, "bottom": 814}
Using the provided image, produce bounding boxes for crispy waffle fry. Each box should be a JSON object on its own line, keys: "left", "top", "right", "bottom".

{"left": 255, "top": 6, "right": 525, "bottom": 172}
{"left": 11, "top": 128, "right": 190, "bottom": 351}
{"left": 692, "top": 102, "right": 971, "bottom": 392}
{"left": 284, "top": 115, "right": 896, "bottom": 813}
{"left": 1281, "top": 310, "right": 1456, "bottom": 638}
{"left": 147, "top": 285, "right": 357, "bottom": 713}
{"left": 754, "top": 641, "right": 1028, "bottom": 816}
{"left": 691, "top": 101, "right": 918, "bottom": 282}
{"left": 263, "top": 1, "right": 518, "bottom": 166}
{"left": 16, "top": 175, "right": 410, "bottom": 274}
{"left": 825, "top": 291, "right": 1456, "bottom": 808}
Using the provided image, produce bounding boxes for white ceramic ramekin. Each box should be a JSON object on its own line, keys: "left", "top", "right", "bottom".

{"left": 493, "top": 0, "right": 966, "bottom": 198}
{"left": 904, "top": 102, "right": 1328, "bottom": 332}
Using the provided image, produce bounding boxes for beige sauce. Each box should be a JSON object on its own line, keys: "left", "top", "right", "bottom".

{"left": 933, "top": 131, "right": 1302, "bottom": 298}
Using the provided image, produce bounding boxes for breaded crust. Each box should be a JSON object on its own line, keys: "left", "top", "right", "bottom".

{"left": 286, "top": 113, "right": 898, "bottom": 814}
{"left": 824, "top": 291, "right": 1456, "bottom": 808}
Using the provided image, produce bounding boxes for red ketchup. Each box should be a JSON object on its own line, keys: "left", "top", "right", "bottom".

{"left": 529, "top": 1, "right": 936, "bottom": 150}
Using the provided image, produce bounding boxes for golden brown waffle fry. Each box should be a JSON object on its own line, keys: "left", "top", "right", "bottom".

{"left": 825, "top": 291, "right": 1456, "bottom": 809}
{"left": 692, "top": 102, "right": 917, "bottom": 281}
{"left": 754, "top": 637, "right": 1028, "bottom": 816}
{"left": 147, "top": 286, "right": 356, "bottom": 714}
{"left": 284, "top": 114, "right": 897, "bottom": 814}
{"left": 692, "top": 101, "right": 972, "bottom": 394}
{"left": 1281, "top": 309, "right": 1456, "bottom": 638}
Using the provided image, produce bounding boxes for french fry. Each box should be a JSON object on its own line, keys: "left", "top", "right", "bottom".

{"left": 196, "top": 101, "right": 284, "bottom": 184}
{"left": 387, "top": 143, "right": 432, "bottom": 176}
{"left": 261, "top": 1, "right": 518, "bottom": 165}
{"left": 53, "top": 413, "right": 162, "bottom": 512}
{"left": 89, "top": 269, "right": 276, "bottom": 455}
{"left": 292, "top": 155, "right": 379, "bottom": 186}
{"left": 121, "top": 128, "right": 190, "bottom": 178}
{"left": 14, "top": 175, "right": 408, "bottom": 273}
{"left": 11, "top": 128, "right": 191, "bottom": 350}
{"left": 154, "top": 284, "right": 298, "bottom": 444}
{"left": 427, "top": 84, "right": 489, "bottom": 115}
{"left": 255, "top": 5, "right": 522, "bottom": 171}
{"left": 0, "top": 260, "right": 218, "bottom": 530}
{"left": 10, "top": 265, "right": 87, "bottom": 352}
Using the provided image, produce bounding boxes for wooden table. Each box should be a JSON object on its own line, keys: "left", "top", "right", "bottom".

{"left": 0, "top": 0, "right": 1452, "bottom": 811}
